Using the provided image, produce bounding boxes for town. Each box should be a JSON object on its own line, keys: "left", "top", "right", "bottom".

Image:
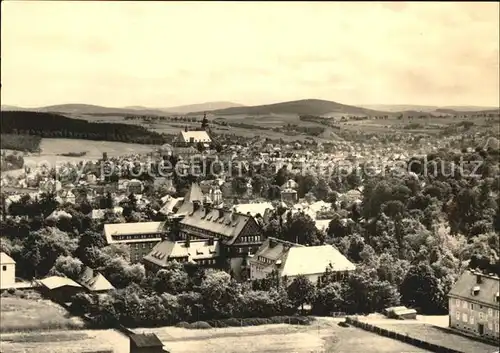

{"left": 1, "top": 2, "right": 499, "bottom": 353}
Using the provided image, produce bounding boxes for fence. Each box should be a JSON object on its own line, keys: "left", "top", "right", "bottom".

{"left": 345, "top": 317, "right": 464, "bottom": 353}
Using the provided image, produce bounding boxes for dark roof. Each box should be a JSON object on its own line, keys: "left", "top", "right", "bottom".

{"left": 179, "top": 206, "right": 259, "bottom": 245}
{"left": 76, "top": 267, "right": 114, "bottom": 292}
{"left": 448, "top": 270, "right": 499, "bottom": 307}
{"left": 129, "top": 333, "right": 164, "bottom": 348}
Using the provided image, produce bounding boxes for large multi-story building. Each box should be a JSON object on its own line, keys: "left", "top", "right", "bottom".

{"left": 448, "top": 270, "right": 500, "bottom": 341}
{"left": 103, "top": 222, "right": 167, "bottom": 263}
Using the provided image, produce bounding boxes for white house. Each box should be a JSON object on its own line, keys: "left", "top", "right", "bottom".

{"left": 177, "top": 130, "right": 211, "bottom": 144}
{"left": 0, "top": 252, "right": 16, "bottom": 289}
{"left": 249, "top": 238, "right": 355, "bottom": 284}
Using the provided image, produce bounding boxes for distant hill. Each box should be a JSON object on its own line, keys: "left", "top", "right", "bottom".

{"left": 360, "top": 104, "right": 499, "bottom": 113}
{"left": 2, "top": 104, "right": 167, "bottom": 116}
{"left": 161, "top": 101, "right": 245, "bottom": 114}
{"left": 38, "top": 104, "right": 167, "bottom": 116}
{"left": 189, "top": 99, "right": 389, "bottom": 117}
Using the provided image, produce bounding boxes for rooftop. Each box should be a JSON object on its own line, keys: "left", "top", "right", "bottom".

{"left": 0, "top": 252, "right": 15, "bottom": 265}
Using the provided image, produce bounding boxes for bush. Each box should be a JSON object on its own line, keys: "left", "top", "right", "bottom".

{"left": 175, "top": 321, "right": 190, "bottom": 328}
{"left": 188, "top": 321, "right": 212, "bottom": 329}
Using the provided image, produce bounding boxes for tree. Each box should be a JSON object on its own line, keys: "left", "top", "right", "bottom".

{"left": 152, "top": 261, "right": 189, "bottom": 294}
{"left": 199, "top": 269, "right": 240, "bottom": 319}
{"left": 312, "top": 281, "right": 344, "bottom": 315}
{"left": 400, "top": 262, "right": 444, "bottom": 314}
{"left": 287, "top": 275, "right": 316, "bottom": 311}
{"left": 49, "top": 255, "right": 84, "bottom": 279}
{"left": 283, "top": 213, "right": 320, "bottom": 245}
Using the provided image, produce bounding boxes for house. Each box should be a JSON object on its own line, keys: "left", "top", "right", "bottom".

{"left": 0, "top": 252, "right": 16, "bottom": 289}
{"left": 249, "top": 238, "right": 355, "bottom": 284}
{"left": 129, "top": 332, "right": 168, "bottom": 353}
{"left": 76, "top": 267, "right": 114, "bottom": 292}
{"left": 176, "top": 130, "right": 211, "bottom": 145}
{"left": 103, "top": 222, "right": 167, "bottom": 263}
{"left": 448, "top": 270, "right": 500, "bottom": 341}
{"left": 37, "top": 276, "right": 83, "bottom": 303}
{"left": 143, "top": 238, "right": 220, "bottom": 272}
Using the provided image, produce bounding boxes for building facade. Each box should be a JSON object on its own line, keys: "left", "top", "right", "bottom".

{"left": 448, "top": 270, "right": 500, "bottom": 341}
{"left": 103, "top": 222, "right": 167, "bottom": 263}
{"left": 0, "top": 252, "right": 16, "bottom": 289}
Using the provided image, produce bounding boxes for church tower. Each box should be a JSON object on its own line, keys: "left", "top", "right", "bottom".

{"left": 201, "top": 112, "right": 209, "bottom": 131}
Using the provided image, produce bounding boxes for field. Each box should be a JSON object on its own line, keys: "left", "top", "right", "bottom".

{"left": 18, "top": 138, "right": 157, "bottom": 166}
{"left": 0, "top": 295, "right": 86, "bottom": 333}
{"left": 363, "top": 321, "right": 498, "bottom": 353}
{"left": 0, "top": 319, "right": 432, "bottom": 353}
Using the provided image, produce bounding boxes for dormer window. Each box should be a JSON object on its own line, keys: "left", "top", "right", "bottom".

{"left": 495, "top": 292, "right": 499, "bottom": 303}
{"left": 471, "top": 286, "right": 480, "bottom": 296}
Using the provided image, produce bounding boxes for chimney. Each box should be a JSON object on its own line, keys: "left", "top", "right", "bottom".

{"left": 102, "top": 152, "right": 108, "bottom": 161}
{"left": 185, "top": 235, "right": 191, "bottom": 248}
{"left": 218, "top": 208, "right": 225, "bottom": 219}
{"left": 476, "top": 273, "right": 482, "bottom": 284}
{"left": 208, "top": 237, "right": 214, "bottom": 246}
{"left": 192, "top": 200, "right": 201, "bottom": 212}
{"left": 269, "top": 238, "right": 276, "bottom": 248}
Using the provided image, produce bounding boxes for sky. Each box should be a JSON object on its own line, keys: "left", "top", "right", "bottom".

{"left": 2, "top": 1, "right": 499, "bottom": 108}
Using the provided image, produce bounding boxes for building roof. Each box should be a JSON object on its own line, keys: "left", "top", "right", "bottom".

{"left": 143, "top": 239, "right": 219, "bottom": 267}
{"left": 159, "top": 197, "right": 184, "bottom": 215}
{"left": 253, "top": 241, "right": 355, "bottom": 277}
{"left": 448, "top": 270, "right": 499, "bottom": 307}
{"left": 129, "top": 333, "right": 164, "bottom": 348}
{"left": 104, "top": 221, "right": 166, "bottom": 244}
{"left": 38, "top": 276, "right": 82, "bottom": 290}
{"left": 179, "top": 130, "right": 211, "bottom": 143}
{"left": 179, "top": 206, "right": 259, "bottom": 245}
{"left": 0, "top": 252, "right": 15, "bottom": 265}
{"left": 76, "top": 267, "right": 114, "bottom": 292}
{"left": 232, "top": 202, "right": 274, "bottom": 217}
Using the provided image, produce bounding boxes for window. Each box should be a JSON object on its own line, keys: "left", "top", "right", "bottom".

{"left": 470, "top": 315, "right": 475, "bottom": 325}
{"left": 470, "top": 304, "right": 474, "bottom": 310}
{"left": 462, "top": 313, "right": 468, "bottom": 323}
{"left": 142, "top": 243, "right": 146, "bottom": 249}
{"left": 479, "top": 312, "right": 484, "bottom": 320}
{"left": 456, "top": 299, "right": 461, "bottom": 306}
{"left": 496, "top": 323, "right": 499, "bottom": 332}
{"left": 2, "top": 266, "right": 6, "bottom": 271}
{"left": 455, "top": 311, "right": 460, "bottom": 321}
{"left": 488, "top": 322, "right": 493, "bottom": 330}
{"left": 462, "top": 301, "right": 468, "bottom": 309}
{"left": 488, "top": 308, "right": 493, "bottom": 316}
{"left": 135, "top": 244, "right": 139, "bottom": 249}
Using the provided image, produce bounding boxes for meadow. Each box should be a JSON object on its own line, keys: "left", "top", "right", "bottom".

{"left": 0, "top": 293, "right": 86, "bottom": 333}
{"left": 0, "top": 319, "right": 432, "bottom": 353}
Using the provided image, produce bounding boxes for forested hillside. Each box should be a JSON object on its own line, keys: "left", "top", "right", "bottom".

{"left": 1, "top": 111, "right": 166, "bottom": 145}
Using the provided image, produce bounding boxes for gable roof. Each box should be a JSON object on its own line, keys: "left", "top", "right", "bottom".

{"left": 280, "top": 245, "right": 356, "bottom": 276}
{"left": 76, "top": 267, "right": 114, "bottom": 292}
{"left": 129, "top": 333, "right": 164, "bottom": 348}
{"left": 0, "top": 252, "right": 15, "bottom": 265}
{"left": 179, "top": 130, "right": 211, "bottom": 143}
{"left": 143, "top": 239, "right": 219, "bottom": 267}
{"left": 179, "top": 207, "right": 259, "bottom": 245}
{"left": 103, "top": 221, "right": 166, "bottom": 244}
{"left": 448, "top": 270, "right": 499, "bottom": 307}
{"left": 38, "top": 276, "right": 82, "bottom": 290}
